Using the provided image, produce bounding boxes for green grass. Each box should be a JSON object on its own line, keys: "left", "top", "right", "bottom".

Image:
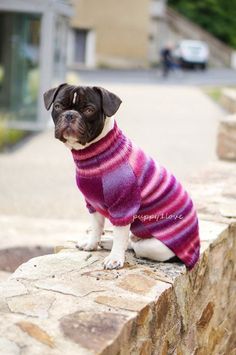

{"left": 0, "top": 116, "right": 27, "bottom": 151}
{"left": 204, "top": 86, "right": 236, "bottom": 108}
{"left": 204, "top": 87, "right": 223, "bottom": 103}
{"left": 207, "top": 88, "right": 222, "bottom": 102}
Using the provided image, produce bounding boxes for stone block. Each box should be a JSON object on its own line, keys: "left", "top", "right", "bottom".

{"left": 220, "top": 89, "right": 236, "bottom": 113}
{"left": 94, "top": 295, "right": 147, "bottom": 312}
{"left": 196, "top": 302, "right": 214, "bottom": 330}
{"left": 117, "top": 273, "right": 158, "bottom": 295}
{"left": 7, "top": 293, "right": 55, "bottom": 318}
{"left": 11, "top": 251, "right": 99, "bottom": 280}
{"left": 60, "top": 311, "right": 132, "bottom": 354}
{"left": 0, "top": 280, "right": 28, "bottom": 298}
{"left": 16, "top": 322, "right": 55, "bottom": 349}
{"left": 217, "top": 114, "right": 236, "bottom": 160}
{"left": 139, "top": 339, "right": 152, "bottom": 355}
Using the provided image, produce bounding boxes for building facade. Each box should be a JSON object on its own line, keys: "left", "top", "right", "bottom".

{"left": 68, "top": 0, "right": 151, "bottom": 68}
{"left": 149, "top": 0, "right": 167, "bottom": 65}
{"left": 0, "top": 0, "right": 72, "bottom": 130}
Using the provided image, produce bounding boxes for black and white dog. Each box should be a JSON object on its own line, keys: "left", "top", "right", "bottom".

{"left": 44, "top": 84, "right": 200, "bottom": 270}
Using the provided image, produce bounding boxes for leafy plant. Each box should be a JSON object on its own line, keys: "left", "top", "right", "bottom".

{"left": 169, "top": 0, "right": 236, "bottom": 48}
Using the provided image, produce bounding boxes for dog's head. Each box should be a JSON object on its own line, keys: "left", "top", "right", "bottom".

{"left": 43, "top": 84, "right": 122, "bottom": 146}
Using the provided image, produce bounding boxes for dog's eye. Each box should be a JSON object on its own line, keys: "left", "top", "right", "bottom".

{"left": 83, "top": 107, "right": 95, "bottom": 115}
{"left": 54, "top": 103, "right": 63, "bottom": 111}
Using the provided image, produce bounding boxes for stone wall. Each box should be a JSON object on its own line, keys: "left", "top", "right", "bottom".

{"left": 0, "top": 161, "right": 236, "bottom": 355}
{"left": 220, "top": 89, "right": 236, "bottom": 114}
{"left": 217, "top": 113, "right": 236, "bottom": 161}
{"left": 217, "top": 89, "right": 236, "bottom": 161}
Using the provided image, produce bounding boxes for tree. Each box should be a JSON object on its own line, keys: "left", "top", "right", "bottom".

{"left": 168, "top": 0, "right": 236, "bottom": 48}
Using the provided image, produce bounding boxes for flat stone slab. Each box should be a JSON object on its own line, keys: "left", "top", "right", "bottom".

{"left": 12, "top": 252, "right": 100, "bottom": 281}
{"left": 0, "top": 280, "right": 28, "bottom": 298}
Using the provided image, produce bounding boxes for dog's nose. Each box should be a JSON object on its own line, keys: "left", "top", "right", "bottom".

{"left": 65, "top": 112, "right": 73, "bottom": 122}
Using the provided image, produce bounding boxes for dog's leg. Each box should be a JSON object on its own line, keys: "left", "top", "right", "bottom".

{"left": 100, "top": 234, "right": 133, "bottom": 250}
{"left": 103, "top": 224, "right": 130, "bottom": 269}
{"left": 130, "top": 236, "right": 175, "bottom": 261}
{"left": 76, "top": 212, "right": 105, "bottom": 251}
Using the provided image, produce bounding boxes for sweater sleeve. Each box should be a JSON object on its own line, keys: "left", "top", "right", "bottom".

{"left": 102, "top": 162, "right": 141, "bottom": 226}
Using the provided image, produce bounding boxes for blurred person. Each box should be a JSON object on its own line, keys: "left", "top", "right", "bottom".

{"left": 160, "top": 42, "right": 174, "bottom": 77}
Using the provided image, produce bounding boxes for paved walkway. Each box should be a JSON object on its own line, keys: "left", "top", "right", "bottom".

{"left": 0, "top": 83, "right": 224, "bottom": 248}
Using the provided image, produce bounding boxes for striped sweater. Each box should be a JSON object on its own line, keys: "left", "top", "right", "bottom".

{"left": 72, "top": 121, "right": 200, "bottom": 269}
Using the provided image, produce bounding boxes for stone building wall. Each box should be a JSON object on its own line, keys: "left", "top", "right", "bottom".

{"left": 69, "top": 0, "right": 150, "bottom": 68}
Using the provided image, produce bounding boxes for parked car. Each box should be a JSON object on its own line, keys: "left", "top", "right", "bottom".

{"left": 173, "top": 40, "right": 209, "bottom": 69}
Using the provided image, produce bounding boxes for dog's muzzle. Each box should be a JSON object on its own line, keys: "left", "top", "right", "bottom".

{"left": 55, "top": 110, "right": 87, "bottom": 144}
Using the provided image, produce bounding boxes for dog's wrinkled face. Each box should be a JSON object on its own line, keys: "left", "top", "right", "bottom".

{"left": 43, "top": 84, "right": 122, "bottom": 147}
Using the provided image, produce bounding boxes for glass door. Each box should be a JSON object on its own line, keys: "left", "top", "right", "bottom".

{"left": 0, "top": 12, "right": 41, "bottom": 124}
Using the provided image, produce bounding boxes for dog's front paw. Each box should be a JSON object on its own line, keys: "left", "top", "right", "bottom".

{"left": 76, "top": 239, "right": 98, "bottom": 251}
{"left": 103, "top": 252, "right": 125, "bottom": 269}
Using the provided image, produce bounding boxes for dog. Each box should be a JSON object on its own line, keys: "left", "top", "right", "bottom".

{"left": 44, "top": 84, "right": 200, "bottom": 270}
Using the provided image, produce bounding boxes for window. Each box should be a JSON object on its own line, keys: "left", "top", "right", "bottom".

{"left": 74, "top": 29, "right": 88, "bottom": 64}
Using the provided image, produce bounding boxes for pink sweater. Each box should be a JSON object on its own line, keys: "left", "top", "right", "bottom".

{"left": 72, "top": 122, "right": 200, "bottom": 269}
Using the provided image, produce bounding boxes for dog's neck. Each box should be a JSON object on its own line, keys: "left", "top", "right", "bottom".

{"left": 64, "top": 117, "right": 115, "bottom": 150}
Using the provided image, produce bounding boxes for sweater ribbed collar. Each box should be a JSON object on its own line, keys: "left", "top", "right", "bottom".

{"left": 71, "top": 121, "right": 122, "bottom": 161}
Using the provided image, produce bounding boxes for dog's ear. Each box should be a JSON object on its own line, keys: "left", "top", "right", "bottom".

{"left": 43, "top": 83, "right": 68, "bottom": 110}
{"left": 94, "top": 87, "right": 122, "bottom": 117}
